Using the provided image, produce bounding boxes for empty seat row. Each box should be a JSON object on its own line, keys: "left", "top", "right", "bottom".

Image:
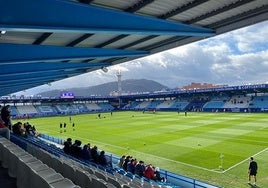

{"left": 11, "top": 134, "right": 174, "bottom": 188}
{"left": 0, "top": 136, "right": 80, "bottom": 188}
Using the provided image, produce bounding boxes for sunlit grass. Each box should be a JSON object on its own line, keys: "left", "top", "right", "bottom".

{"left": 24, "top": 111, "right": 268, "bottom": 187}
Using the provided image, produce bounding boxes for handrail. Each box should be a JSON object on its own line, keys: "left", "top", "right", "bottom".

{"left": 38, "top": 133, "right": 221, "bottom": 188}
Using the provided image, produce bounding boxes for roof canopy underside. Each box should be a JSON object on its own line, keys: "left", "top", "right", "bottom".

{"left": 0, "top": 0, "right": 267, "bottom": 96}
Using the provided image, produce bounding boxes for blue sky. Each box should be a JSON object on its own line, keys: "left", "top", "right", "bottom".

{"left": 15, "top": 20, "right": 268, "bottom": 95}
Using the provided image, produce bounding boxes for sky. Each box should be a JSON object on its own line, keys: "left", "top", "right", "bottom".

{"left": 14, "top": 20, "right": 268, "bottom": 95}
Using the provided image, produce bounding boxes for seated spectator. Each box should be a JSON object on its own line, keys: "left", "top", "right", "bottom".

{"left": 118, "top": 155, "right": 126, "bottom": 168}
{"left": 144, "top": 164, "right": 156, "bottom": 180}
{"left": 0, "top": 117, "right": 10, "bottom": 139}
{"left": 81, "top": 144, "right": 92, "bottom": 161}
{"left": 63, "top": 138, "right": 72, "bottom": 154}
{"left": 24, "top": 122, "right": 39, "bottom": 136}
{"left": 91, "top": 145, "right": 99, "bottom": 163}
{"left": 154, "top": 167, "right": 166, "bottom": 182}
{"left": 127, "top": 158, "right": 136, "bottom": 174}
{"left": 122, "top": 155, "right": 131, "bottom": 171}
{"left": 98, "top": 150, "right": 108, "bottom": 166}
{"left": 12, "top": 122, "right": 27, "bottom": 137}
{"left": 70, "top": 140, "right": 82, "bottom": 158}
{"left": 134, "top": 161, "right": 145, "bottom": 177}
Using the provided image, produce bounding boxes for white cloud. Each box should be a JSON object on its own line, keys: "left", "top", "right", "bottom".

{"left": 13, "top": 20, "right": 268, "bottom": 95}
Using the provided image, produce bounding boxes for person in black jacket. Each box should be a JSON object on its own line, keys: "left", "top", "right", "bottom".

{"left": 63, "top": 138, "right": 72, "bottom": 154}
{"left": 134, "top": 161, "right": 145, "bottom": 177}
{"left": 91, "top": 145, "right": 99, "bottom": 163}
{"left": 248, "top": 157, "right": 258, "bottom": 186}
{"left": 98, "top": 150, "right": 108, "bottom": 166}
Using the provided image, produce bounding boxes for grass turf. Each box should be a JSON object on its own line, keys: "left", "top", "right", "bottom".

{"left": 25, "top": 111, "right": 268, "bottom": 187}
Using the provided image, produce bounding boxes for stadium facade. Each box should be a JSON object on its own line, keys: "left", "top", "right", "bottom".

{"left": 1, "top": 84, "right": 268, "bottom": 119}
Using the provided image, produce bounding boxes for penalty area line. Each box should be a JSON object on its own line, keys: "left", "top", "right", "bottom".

{"left": 47, "top": 129, "right": 221, "bottom": 173}
{"left": 41, "top": 129, "right": 222, "bottom": 173}
{"left": 221, "top": 147, "right": 268, "bottom": 173}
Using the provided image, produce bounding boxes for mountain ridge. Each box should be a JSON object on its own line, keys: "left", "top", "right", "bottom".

{"left": 38, "top": 79, "right": 169, "bottom": 97}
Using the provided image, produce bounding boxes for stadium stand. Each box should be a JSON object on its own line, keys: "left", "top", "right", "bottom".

{"left": 203, "top": 101, "right": 225, "bottom": 111}
{"left": 170, "top": 101, "right": 189, "bottom": 111}
{"left": 251, "top": 96, "right": 268, "bottom": 110}
{"left": 185, "top": 99, "right": 208, "bottom": 112}
{"left": 145, "top": 100, "right": 162, "bottom": 109}
{"left": 98, "top": 103, "right": 115, "bottom": 111}
{"left": 135, "top": 101, "right": 151, "bottom": 110}
{"left": 36, "top": 105, "right": 57, "bottom": 116}
{"left": 85, "top": 103, "right": 102, "bottom": 112}
{"left": 10, "top": 106, "right": 18, "bottom": 117}
{"left": 75, "top": 104, "right": 89, "bottom": 113}
{"left": 123, "top": 101, "right": 142, "bottom": 110}
{"left": 23, "top": 133, "right": 219, "bottom": 188}
{"left": 0, "top": 136, "right": 81, "bottom": 188}
{"left": 223, "top": 95, "right": 250, "bottom": 110}
{"left": 156, "top": 100, "right": 175, "bottom": 109}
{"left": 1, "top": 85, "right": 268, "bottom": 187}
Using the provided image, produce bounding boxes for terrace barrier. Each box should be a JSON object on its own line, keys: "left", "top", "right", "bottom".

{"left": 39, "top": 134, "right": 221, "bottom": 188}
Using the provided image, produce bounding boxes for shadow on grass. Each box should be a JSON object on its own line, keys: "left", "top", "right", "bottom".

{"left": 248, "top": 182, "right": 259, "bottom": 187}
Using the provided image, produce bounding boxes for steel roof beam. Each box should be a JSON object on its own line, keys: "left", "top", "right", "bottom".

{"left": 0, "top": 68, "right": 86, "bottom": 79}
{"left": 33, "top": 32, "right": 53, "bottom": 45}
{"left": 66, "top": 34, "right": 94, "bottom": 47}
{"left": 0, "top": 75, "right": 68, "bottom": 86}
{"left": 125, "top": 0, "right": 155, "bottom": 13}
{"left": 185, "top": 0, "right": 255, "bottom": 25}
{"left": 68, "top": 0, "right": 155, "bottom": 60}
{"left": 0, "top": 84, "right": 46, "bottom": 95}
{"left": 208, "top": 5, "right": 268, "bottom": 30}
{"left": 0, "top": 43, "right": 148, "bottom": 64}
{"left": 1, "top": 62, "right": 110, "bottom": 74}
{"left": 0, "top": 0, "right": 215, "bottom": 36}
{"left": 78, "top": 0, "right": 94, "bottom": 4}
{"left": 158, "top": 0, "right": 209, "bottom": 19}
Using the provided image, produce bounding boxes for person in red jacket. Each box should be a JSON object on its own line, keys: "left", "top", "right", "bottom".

{"left": 0, "top": 117, "right": 10, "bottom": 139}
{"left": 144, "top": 164, "right": 156, "bottom": 180}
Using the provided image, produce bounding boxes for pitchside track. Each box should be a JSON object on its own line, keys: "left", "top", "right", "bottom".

{"left": 26, "top": 112, "right": 268, "bottom": 187}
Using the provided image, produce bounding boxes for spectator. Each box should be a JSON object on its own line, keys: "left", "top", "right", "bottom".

{"left": 134, "top": 161, "right": 145, "bottom": 177}
{"left": 122, "top": 156, "right": 131, "bottom": 171}
{"left": 154, "top": 167, "right": 166, "bottom": 182}
{"left": 0, "top": 117, "right": 10, "bottom": 139}
{"left": 98, "top": 150, "right": 108, "bottom": 166}
{"left": 81, "top": 144, "right": 92, "bottom": 161}
{"left": 25, "top": 122, "right": 38, "bottom": 136}
{"left": 127, "top": 158, "right": 136, "bottom": 174}
{"left": 144, "top": 164, "right": 156, "bottom": 180}
{"left": 12, "top": 122, "right": 27, "bottom": 137}
{"left": 1, "top": 105, "right": 12, "bottom": 130}
{"left": 70, "top": 140, "right": 82, "bottom": 158}
{"left": 118, "top": 155, "right": 126, "bottom": 168}
{"left": 63, "top": 138, "right": 72, "bottom": 154}
{"left": 91, "top": 145, "right": 99, "bottom": 163}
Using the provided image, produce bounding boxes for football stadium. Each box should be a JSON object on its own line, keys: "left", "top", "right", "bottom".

{"left": 1, "top": 1, "right": 268, "bottom": 188}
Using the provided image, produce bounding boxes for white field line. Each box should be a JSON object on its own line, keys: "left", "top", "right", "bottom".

{"left": 42, "top": 129, "right": 221, "bottom": 173}
{"left": 41, "top": 128, "right": 268, "bottom": 174}
{"left": 221, "top": 147, "right": 268, "bottom": 173}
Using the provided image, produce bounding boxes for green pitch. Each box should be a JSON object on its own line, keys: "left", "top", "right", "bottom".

{"left": 25, "top": 111, "right": 268, "bottom": 187}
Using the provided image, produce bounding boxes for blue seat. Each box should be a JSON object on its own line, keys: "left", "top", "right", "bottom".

{"left": 125, "top": 172, "right": 134, "bottom": 179}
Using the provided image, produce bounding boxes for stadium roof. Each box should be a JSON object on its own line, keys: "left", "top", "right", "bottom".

{"left": 1, "top": 0, "right": 268, "bottom": 96}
